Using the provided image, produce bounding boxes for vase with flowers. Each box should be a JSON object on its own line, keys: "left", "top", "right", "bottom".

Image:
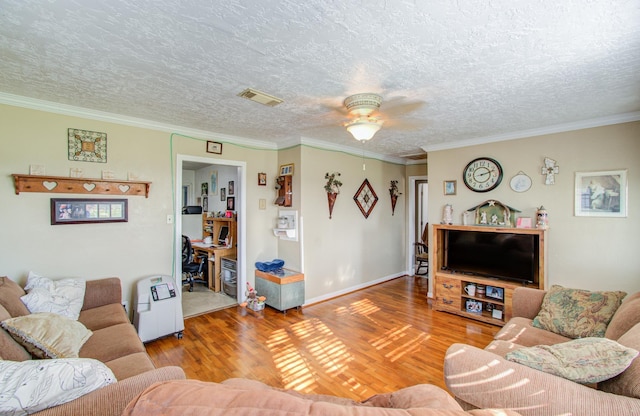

{"left": 389, "top": 180, "right": 402, "bottom": 215}
{"left": 324, "top": 172, "right": 342, "bottom": 219}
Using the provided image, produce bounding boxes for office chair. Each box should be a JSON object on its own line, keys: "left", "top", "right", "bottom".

{"left": 182, "top": 235, "right": 208, "bottom": 292}
{"left": 414, "top": 242, "right": 429, "bottom": 276}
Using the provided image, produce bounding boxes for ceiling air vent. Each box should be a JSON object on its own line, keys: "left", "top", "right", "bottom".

{"left": 237, "top": 88, "right": 283, "bottom": 107}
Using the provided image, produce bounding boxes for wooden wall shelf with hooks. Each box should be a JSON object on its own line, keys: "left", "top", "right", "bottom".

{"left": 12, "top": 174, "right": 151, "bottom": 198}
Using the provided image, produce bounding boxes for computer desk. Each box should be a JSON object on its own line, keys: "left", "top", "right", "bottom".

{"left": 192, "top": 243, "right": 237, "bottom": 292}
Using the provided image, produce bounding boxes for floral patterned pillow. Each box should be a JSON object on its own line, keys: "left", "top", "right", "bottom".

{"left": 532, "top": 285, "right": 626, "bottom": 338}
{"left": 0, "top": 358, "right": 116, "bottom": 415}
{"left": 506, "top": 337, "right": 638, "bottom": 384}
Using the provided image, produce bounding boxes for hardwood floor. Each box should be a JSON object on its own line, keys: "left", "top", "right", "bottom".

{"left": 145, "top": 275, "right": 499, "bottom": 400}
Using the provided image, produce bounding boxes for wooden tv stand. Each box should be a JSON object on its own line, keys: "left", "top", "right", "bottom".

{"left": 432, "top": 224, "right": 547, "bottom": 326}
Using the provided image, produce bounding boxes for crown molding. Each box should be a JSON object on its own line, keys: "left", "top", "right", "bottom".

{"left": 0, "top": 92, "right": 278, "bottom": 150}
{"left": 422, "top": 111, "right": 640, "bottom": 152}
{"left": 299, "top": 136, "right": 406, "bottom": 165}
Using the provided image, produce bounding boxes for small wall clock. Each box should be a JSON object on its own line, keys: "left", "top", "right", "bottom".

{"left": 463, "top": 157, "right": 503, "bottom": 192}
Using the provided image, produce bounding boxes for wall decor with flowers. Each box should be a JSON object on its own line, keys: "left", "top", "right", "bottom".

{"left": 389, "top": 180, "right": 402, "bottom": 215}
{"left": 324, "top": 172, "right": 342, "bottom": 219}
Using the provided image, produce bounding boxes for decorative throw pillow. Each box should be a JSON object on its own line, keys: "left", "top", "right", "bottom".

{"left": 0, "top": 276, "right": 31, "bottom": 317}
{"left": 532, "top": 285, "right": 626, "bottom": 338}
{"left": 1, "top": 312, "right": 92, "bottom": 358}
{"left": 505, "top": 337, "right": 638, "bottom": 384}
{"left": 21, "top": 271, "right": 85, "bottom": 320}
{"left": 0, "top": 358, "right": 116, "bottom": 416}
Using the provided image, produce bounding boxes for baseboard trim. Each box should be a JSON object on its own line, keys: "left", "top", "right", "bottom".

{"left": 303, "top": 273, "right": 405, "bottom": 307}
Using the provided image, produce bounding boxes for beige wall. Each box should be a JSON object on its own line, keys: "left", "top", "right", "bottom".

{"left": 428, "top": 122, "right": 640, "bottom": 294}
{"left": 0, "top": 103, "right": 408, "bottom": 308}
{"left": 300, "top": 146, "right": 407, "bottom": 303}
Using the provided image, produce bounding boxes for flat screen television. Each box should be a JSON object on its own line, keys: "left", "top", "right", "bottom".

{"left": 443, "top": 229, "right": 538, "bottom": 285}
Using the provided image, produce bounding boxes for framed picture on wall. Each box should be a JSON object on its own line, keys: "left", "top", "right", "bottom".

{"left": 220, "top": 187, "right": 226, "bottom": 201}
{"left": 206, "top": 141, "right": 222, "bottom": 154}
{"left": 444, "top": 180, "right": 457, "bottom": 196}
{"left": 51, "top": 198, "right": 127, "bottom": 225}
{"left": 210, "top": 170, "right": 218, "bottom": 196}
{"left": 228, "top": 181, "right": 235, "bottom": 196}
{"left": 574, "top": 169, "right": 627, "bottom": 217}
{"left": 258, "top": 172, "right": 267, "bottom": 186}
{"left": 226, "top": 197, "right": 235, "bottom": 211}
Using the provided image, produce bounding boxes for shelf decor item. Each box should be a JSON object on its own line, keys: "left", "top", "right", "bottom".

{"left": 466, "top": 300, "right": 482, "bottom": 314}
{"left": 389, "top": 180, "right": 402, "bottom": 215}
{"left": 466, "top": 199, "right": 520, "bottom": 227}
{"left": 485, "top": 286, "right": 504, "bottom": 301}
{"left": 324, "top": 172, "right": 342, "bottom": 219}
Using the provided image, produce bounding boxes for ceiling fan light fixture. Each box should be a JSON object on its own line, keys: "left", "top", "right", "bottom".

{"left": 343, "top": 93, "right": 382, "bottom": 116}
{"left": 345, "top": 117, "right": 383, "bottom": 141}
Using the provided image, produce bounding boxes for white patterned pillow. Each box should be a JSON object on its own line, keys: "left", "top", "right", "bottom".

{"left": 21, "top": 272, "right": 85, "bottom": 320}
{"left": 506, "top": 337, "right": 639, "bottom": 384}
{"left": 0, "top": 358, "right": 116, "bottom": 415}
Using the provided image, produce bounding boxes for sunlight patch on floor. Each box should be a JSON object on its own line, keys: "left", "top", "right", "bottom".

{"left": 369, "top": 324, "right": 431, "bottom": 361}
{"left": 267, "top": 318, "right": 355, "bottom": 393}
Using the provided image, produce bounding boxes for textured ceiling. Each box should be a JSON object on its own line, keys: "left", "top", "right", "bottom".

{"left": 1, "top": 0, "right": 639, "bottom": 160}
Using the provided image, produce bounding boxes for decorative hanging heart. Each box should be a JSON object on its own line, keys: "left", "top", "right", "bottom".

{"left": 83, "top": 183, "right": 96, "bottom": 192}
{"left": 118, "top": 184, "right": 130, "bottom": 193}
{"left": 43, "top": 181, "right": 57, "bottom": 191}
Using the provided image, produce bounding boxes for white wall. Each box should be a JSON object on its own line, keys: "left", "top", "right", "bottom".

{"left": 428, "top": 122, "right": 640, "bottom": 294}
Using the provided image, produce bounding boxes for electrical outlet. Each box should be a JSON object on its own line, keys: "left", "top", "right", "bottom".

{"left": 166, "top": 214, "right": 174, "bottom": 224}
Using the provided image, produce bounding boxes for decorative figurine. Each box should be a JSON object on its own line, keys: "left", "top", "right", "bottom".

{"left": 442, "top": 204, "right": 453, "bottom": 224}
{"left": 536, "top": 206, "right": 549, "bottom": 229}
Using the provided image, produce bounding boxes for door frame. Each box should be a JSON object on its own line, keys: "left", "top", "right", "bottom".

{"left": 407, "top": 175, "right": 430, "bottom": 295}
{"left": 174, "top": 154, "right": 247, "bottom": 300}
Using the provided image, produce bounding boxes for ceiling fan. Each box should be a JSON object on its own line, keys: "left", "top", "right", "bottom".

{"left": 338, "top": 93, "right": 426, "bottom": 142}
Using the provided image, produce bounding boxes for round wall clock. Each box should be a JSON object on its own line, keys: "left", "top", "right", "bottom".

{"left": 463, "top": 157, "right": 503, "bottom": 192}
{"left": 510, "top": 171, "right": 532, "bottom": 192}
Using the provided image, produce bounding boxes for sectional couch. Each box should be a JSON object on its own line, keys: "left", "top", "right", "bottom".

{"left": 444, "top": 286, "right": 640, "bottom": 416}
{"left": 0, "top": 276, "right": 185, "bottom": 416}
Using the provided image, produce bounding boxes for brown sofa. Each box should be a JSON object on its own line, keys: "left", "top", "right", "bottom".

{"left": 444, "top": 287, "right": 640, "bottom": 416}
{"left": 123, "top": 377, "right": 523, "bottom": 415}
{"left": 0, "top": 276, "right": 185, "bottom": 416}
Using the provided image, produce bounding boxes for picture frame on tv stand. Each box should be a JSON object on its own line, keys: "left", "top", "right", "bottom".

{"left": 485, "top": 286, "right": 504, "bottom": 301}
{"left": 465, "top": 300, "right": 482, "bottom": 314}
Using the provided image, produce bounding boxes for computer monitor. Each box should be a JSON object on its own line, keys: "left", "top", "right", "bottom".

{"left": 218, "top": 225, "right": 229, "bottom": 245}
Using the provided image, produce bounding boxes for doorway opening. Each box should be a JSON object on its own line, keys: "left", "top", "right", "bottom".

{"left": 175, "top": 154, "right": 247, "bottom": 317}
{"left": 408, "top": 176, "right": 429, "bottom": 294}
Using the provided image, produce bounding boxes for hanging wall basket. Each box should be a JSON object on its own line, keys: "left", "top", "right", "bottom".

{"left": 327, "top": 192, "right": 337, "bottom": 219}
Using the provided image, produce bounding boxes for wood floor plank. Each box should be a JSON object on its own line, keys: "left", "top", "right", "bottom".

{"left": 145, "top": 276, "right": 499, "bottom": 400}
